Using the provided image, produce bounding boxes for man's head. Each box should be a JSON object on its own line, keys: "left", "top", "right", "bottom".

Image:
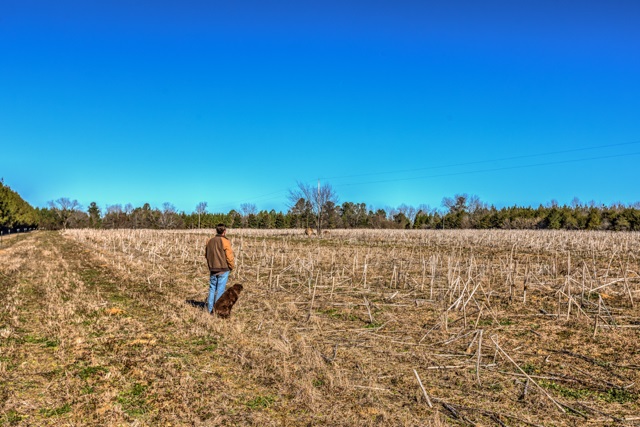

{"left": 216, "top": 223, "right": 227, "bottom": 235}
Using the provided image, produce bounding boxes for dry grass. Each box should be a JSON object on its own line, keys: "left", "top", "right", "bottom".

{"left": 1, "top": 229, "right": 639, "bottom": 426}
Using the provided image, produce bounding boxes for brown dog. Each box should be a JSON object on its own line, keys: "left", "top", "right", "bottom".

{"left": 214, "top": 284, "right": 243, "bottom": 318}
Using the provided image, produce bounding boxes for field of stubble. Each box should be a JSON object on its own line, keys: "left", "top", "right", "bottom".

{"left": 1, "top": 228, "right": 639, "bottom": 426}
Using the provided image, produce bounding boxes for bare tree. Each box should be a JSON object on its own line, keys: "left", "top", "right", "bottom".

{"left": 48, "top": 197, "right": 82, "bottom": 229}
{"left": 288, "top": 181, "right": 338, "bottom": 234}
{"left": 467, "top": 195, "right": 487, "bottom": 214}
{"left": 240, "top": 203, "right": 257, "bottom": 216}
{"left": 417, "top": 204, "right": 432, "bottom": 214}
{"left": 442, "top": 194, "right": 468, "bottom": 214}
{"left": 103, "top": 204, "right": 124, "bottom": 228}
{"left": 106, "top": 204, "right": 123, "bottom": 214}
{"left": 196, "top": 201, "right": 208, "bottom": 229}
{"left": 240, "top": 203, "right": 257, "bottom": 227}
{"left": 571, "top": 197, "right": 581, "bottom": 209}
{"left": 160, "top": 202, "right": 177, "bottom": 229}
{"left": 397, "top": 204, "right": 417, "bottom": 224}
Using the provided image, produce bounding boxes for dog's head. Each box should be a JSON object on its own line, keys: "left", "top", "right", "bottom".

{"left": 230, "top": 284, "right": 243, "bottom": 294}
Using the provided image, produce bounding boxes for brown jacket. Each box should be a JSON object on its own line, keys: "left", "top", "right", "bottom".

{"left": 205, "top": 234, "right": 235, "bottom": 274}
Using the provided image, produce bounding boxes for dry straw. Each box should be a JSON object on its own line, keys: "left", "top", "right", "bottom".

{"left": 4, "top": 228, "right": 635, "bottom": 425}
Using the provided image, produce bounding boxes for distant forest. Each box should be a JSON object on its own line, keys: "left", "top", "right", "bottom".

{"left": 2, "top": 181, "right": 640, "bottom": 232}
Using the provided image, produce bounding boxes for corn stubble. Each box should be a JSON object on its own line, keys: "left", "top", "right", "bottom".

{"left": 1, "top": 229, "right": 639, "bottom": 426}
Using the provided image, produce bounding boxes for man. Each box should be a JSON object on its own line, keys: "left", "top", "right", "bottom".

{"left": 205, "top": 223, "right": 235, "bottom": 315}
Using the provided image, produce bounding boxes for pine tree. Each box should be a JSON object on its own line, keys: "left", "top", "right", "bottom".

{"left": 88, "top": 202, "right": 102, "bottom": 228}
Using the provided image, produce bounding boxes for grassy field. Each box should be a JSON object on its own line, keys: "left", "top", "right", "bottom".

{"left": 1, "top": 228, "right": 639, "bottom": 426}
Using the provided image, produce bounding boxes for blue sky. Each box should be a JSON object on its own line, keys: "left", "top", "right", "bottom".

{"left": 2, "top": 0, "right": 639, "bottom": 214}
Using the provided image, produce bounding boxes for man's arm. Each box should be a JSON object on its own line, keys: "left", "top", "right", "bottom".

{"left": 204, "top": 239, "right": 212, "bottom": 272}
{"left": 222, "top": 238, "right": 235, "bottom": 270}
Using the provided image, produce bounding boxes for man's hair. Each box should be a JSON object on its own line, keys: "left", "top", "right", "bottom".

{"left": 216, "top": 223, "right": 227, "bottom": 235}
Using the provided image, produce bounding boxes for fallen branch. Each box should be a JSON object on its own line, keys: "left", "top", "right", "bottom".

{"left": 413, "top": 369, "right": 433, "bottom": 408}
{"left": 476, "top": 329, "right": 483, "bottom": 385}
{"left": 352, "top": 385, "right": 391, "bottom": 392}
{"left": 490, "top": 335, "right": 566, "bottom": 413}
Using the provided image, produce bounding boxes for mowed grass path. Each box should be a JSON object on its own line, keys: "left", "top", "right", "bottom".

{"left": 0, "top": 231, "right": 308, "bottom": 426}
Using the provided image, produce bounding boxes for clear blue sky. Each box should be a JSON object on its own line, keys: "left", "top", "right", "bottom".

{"left": 2, "top": 0, "right": 639, "bottom": 214}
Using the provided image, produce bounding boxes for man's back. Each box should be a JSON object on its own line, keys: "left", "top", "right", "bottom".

{"left": 205, "top": 234, "right": 234, "bottom": 273}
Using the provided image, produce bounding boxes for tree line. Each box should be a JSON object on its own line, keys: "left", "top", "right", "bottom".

{"left": 0, "top": 182, "right": 38, "bottom": 233}
{"left": 2, "top": 181, "right": 640, "bottom": 232}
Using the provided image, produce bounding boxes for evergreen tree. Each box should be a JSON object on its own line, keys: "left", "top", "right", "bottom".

{"left": 88, "top": 202, "right": 102, "bottom": 228}
{"left": 257, "top": 211, "right": 271, "bottom": 228}
{"left": 340, "top": 202, "right": 357, "bottom": 228}
{"left": 545, "top": 207, "right": 562, "bottom": 229}
{"left": 393, "top": 212, "right": 411, "bottom": 229}
{"left": 274, "top": 212, "right": 286, "bottom": 228}
{"left": 0, "top": 182, "right": 37, "bottom": 231}
{"left": 613, "top": 214, "right": 630, "bottom": 231}
{"left": 229, "top": 210, "right": 243, "bottom": 228}
{"left": 586, "top": 208, "right": 602, "bottom": 230}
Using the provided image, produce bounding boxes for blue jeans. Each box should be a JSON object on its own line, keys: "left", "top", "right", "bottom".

{"left": 207, "top": 271, "right": 229, "bottom": 313}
